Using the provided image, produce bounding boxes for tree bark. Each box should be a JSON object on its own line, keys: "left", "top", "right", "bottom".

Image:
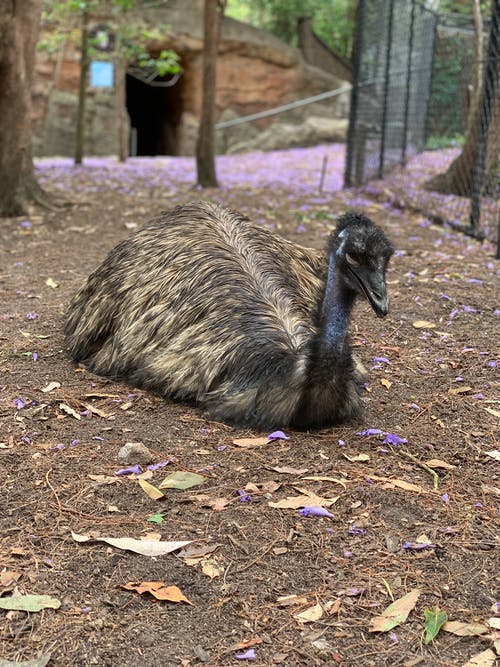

{"left": 196, "top": 0, "right": 225, "bottom": 188}
{"left": 75, "top": 6, "right": 89, "bottom": 165}
{"left": 425, "top": 0, "right": 498, "bottom": 197}
{"left": 0, "top": 0, "right": 46, "bottom": 216}
{"left": 115, "top": 55, "right": 129, "bottom": 162}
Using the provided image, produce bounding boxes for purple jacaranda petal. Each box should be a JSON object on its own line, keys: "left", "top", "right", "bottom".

{"left": 343, "top": 550, "right": 353, "bottom": 558}
{"left": 32, "top": 352, "right": 38, "bottom": 361}
{"left": 267, "top": 430, "right": 289, "bottom": 440}
{"left": 93, "top": 436, "right": 104, "bottom": 441}
{"left": 474, "top": 502, "right": 483, "bottom": 508}
{"left": 453, "top": 376, "right": 463, "bottom": 382}
{"left": 51, "top": 443, "right": 66, "bottom": 451}
{"left": 403, "top": 541, "right": 436, "bottom": 550}
{"left": 216, "top": 445, "right": 228, "bottom": 451}
{"left": 25, "top": 312, "right": 39, "bottom": 320}
{"left": 299, "top": 506, "right": 334, "bottom": 518}
{"left": 237, "top": 489, "right": 251, "bottom": 502}
{"left": 115, "top": 465, "right": 142, "bottom": 476}
{"left": 440, "top": 293, "right": 451, "bottom": 300}
{"left": 441, "top": 493, "right": 449, "bottom": 504}
{"left": 466, "top": 278, "right": 483, "bottom": 284}
{"left": 462, "top": 305, "right": 477, "bottom": 314}
{"left": 472, "top": 393, "right": 484, "bottom": 399}
{"left": 449, "top": 309, "right": 459, "bottom": 319}
{"left": 146, "top": 460, "right": 171, "bottom": 471}
{"left": 21, "top": 436, "right": 32, "bottom": 444}
{"left": 357, "top": 428, "right": 383, "bottom": 436}
{"left": 235, "top": 649, "right": 256, "bottom": 661}
{"left": 70, "top": 439, "right": 79, "bottom": 446}
{"left": 338, "top": 439, "right": 346, "bottom": 446}
{"left": 13, "top": 398, "right": 26, "bottom": 410}
{"left": 373, "top": 357, "right": 390, "bottom": 364}
{"left": 487, "top": 360, "right": 498, "bottom": 368}
{"left": 348, "top": 526, "right": 367, "bottom": 536}
{"left": 382, "top": 433, "right": 407, "bottom": 446}
{"left": 388, "top": 631, "right": 399, "bottom": 644}
{"left": 20, "top": 220, "right": 32, "bottom": 229}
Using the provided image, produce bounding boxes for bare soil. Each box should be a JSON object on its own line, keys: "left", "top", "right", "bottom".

{"left": 1, "top": 149, "right": 499, "bottom": 667}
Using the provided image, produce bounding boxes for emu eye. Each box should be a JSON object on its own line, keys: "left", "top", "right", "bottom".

{"left": 345, "top": 252, "right": 360, "bottom": 266}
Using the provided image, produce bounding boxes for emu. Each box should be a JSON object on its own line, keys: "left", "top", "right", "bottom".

{"left": 65, "top": 201, "right": 394, "bottom": 428}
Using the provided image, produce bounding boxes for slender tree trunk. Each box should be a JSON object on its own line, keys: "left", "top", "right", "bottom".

{"left": 0, "top": 0, "right": 47, "bottom": 216}
{"left": 196, "top": 0, "right": 225, "bottom": 188}
{"left": 75, "top": 7, "right": 89, "bottom": 165}
{"left": 115, "top": 56, "right": 129, "bottom": 162}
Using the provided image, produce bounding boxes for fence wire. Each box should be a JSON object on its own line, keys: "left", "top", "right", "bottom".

{"left": 345, "top": 0, "right": 499, "bottom": 254}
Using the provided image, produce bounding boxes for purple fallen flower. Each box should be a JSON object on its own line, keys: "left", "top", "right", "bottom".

{"left": 349, "top": 526, "right": 367, "bottom": 536}
{"left": 382, "top": 433, "right": 407, "bottom": 446}
{"left": 25, "top": 312, "right": 39, "bottom": 320}
{"left": 403, "top": 541, "right": 436, "bottom": 551}
{"left": 440, "top": 293, "right": 451, "bottom": 300}
{"left": 373, "top": 356, "right": 390, "bottom": 364}
{"left": 487, "top": 361, "right": 498, "bottom": 368}
{"left": 357, "top": 428, "right": 383, "bottom": 437}
{"left": 474, "top": 502, "right": 483, "bottom": 508}
{"left": 449, "top": 309, "right": 459, "bottom": 319}
{"left": 32, "top": 352, "right": 39, "bottom": 361}
{"left": 146, "top": 460, "right": 171, "bottom": 471}
{"left": 235, "top": 649, "right": 256, "bottom": 661}
{"left": 453, "top": 376, "right": 463, "bottom": 383}
{"left": 462, "top": 305, "right": 477, "bottom": 314}
{"left": 441, "top": 493, "right": 449, "bottom": 504}
{"left": 466, "top": 278, "right": 483, "bottom": 284}
{"left": 388, "top": 631, "right": 399, "bottom": 644}
{"left": 70, "top": 439, "right": 79, "bottom": 446}
{"left": 51, "top": 443, "right": 66, "bottom": 451}
{"left": 237, "top": 489, "right": 251, "bottom": 502}
{"left": 115, "top": 465, "right": 142, "bottom": 476}
{"left": 299, "top": 506, "right": 334, "bottom": 518}
{"left": 267, "top": 430, "right": 289, "bottom": 440}
{"left": 13, "top": 398, "right": 26, "bottom": 410}
{"left": 20, "top": 220, "right": 32, "bottom": 229}
{"left": 338, "top": 439, "right": 346, "bottom": 446}
{"left": 21, "top": 436, "right": 32, "bottom": 444}
{"left": 93, "top": 436, "right": 104, "bottom": 441}
{"left": 472, "top": 393, "right": 484, "bottom": 400}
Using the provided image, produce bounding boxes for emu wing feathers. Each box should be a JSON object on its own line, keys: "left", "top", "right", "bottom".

{"left": 65, "top": 202, "right": 337, "bottom": 427}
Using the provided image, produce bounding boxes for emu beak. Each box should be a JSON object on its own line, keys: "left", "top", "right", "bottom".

{"left": 349, "top": 266, "right": 389, "bottom": 318}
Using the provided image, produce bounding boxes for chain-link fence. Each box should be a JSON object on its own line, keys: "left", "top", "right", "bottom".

{"left": 345, "top": 0, "right": 499, "bottom": 254}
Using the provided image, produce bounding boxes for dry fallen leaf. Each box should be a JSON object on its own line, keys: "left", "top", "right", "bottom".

{"left": 138, "top": 478, "right": 165, "bottom": 500}
{"left": 424, "top": 458, "right": 456, "bottom": 470}
{"left": 303, "top": 476, "right": 347, "bottom": 489}
{"left": 71, "top": 531, "right": 191, "bottom": 556}
{"left": 269, "top": 487, "right": 338, "bottom": 510}
{"left": 369, "top": 589, "right": 421, "bottom": 632}
{"left": 412, "top": 320, "right": 436, "bottom": 329}
{"left": 381, "top": 378, "right": 392, "bottom": 389}
{"left": 200, "top": 558, "right": 223, "bottom": 579}
{"left": 45, "top": 277, "right": 59, "bottom": 288}
{"left": 59, "top": 403, "right": 81, "bottom": 420}
{"left": 449, "top": 386, "right": 473, "bottom": 395}
{"left": 483, "top": 407, "right": 500, "bottom": 418}
{"left": 276, "top": 594, "right": 309, "bottom": 607}
{"left": 443, "top": 621, "right": 489, "bottom": 636}
{"left": 294, "top": 602, "right": 323, "bottom": 623}
{"left": 462, "top": 648, "right": 497, "bottom": 667}
{"left": 484, "top": 450, "right": 500, "bottom": 462}
{"left": 343, "top": 452, "right": 370, "bottom": 463}
{"left": 41, "top": 381, "right": 61, "bottom": 393}
{"left": 271, "top": 466, "right": 308, "bottom": 475}
{"left": 232, "top": 436, "right": 271, "bottom": 448}
{"left": 121, "top": 581, "right": 192, "bottom": 604}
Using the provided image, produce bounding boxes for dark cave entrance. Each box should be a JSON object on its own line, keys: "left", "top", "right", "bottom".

{"left": 125, "top": 73, "right": 183, "bottom": 156}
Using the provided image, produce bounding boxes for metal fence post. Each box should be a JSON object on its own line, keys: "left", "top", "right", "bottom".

{"left": 378, "top": 0, "right": 395, "bottom": 179}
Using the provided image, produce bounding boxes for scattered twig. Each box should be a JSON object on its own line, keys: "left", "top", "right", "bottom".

{"left": 399, "top": 450, "right": 440, "bottom": 489}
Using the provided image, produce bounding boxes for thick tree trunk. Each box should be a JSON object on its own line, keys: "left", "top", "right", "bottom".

{"left": 115, "top": 56, "right": 129, "bottom": 162}
{"left": 196, "top": 0, "right": 225, "bottom": 188}
{"left": 0, "top": 0, "right": 46, "bottom": 216}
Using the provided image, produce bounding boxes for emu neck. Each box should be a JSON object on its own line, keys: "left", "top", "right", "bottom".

{"left": 319, "top": 254, "right": 355, "bottom": 355}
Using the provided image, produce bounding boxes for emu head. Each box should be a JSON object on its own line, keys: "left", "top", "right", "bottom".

{"left": 330, "top": 212, "right": 394, "bottom": 317}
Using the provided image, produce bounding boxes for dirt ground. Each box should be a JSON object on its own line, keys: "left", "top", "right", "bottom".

{"left": 1, "top": 146, "right": 499, "bottom": 667}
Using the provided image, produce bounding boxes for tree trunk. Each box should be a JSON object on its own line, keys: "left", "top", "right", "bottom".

{"left": 196, "top": 0, "right": 225, "bottom": 188}
{"left": 115, "top": 56, "right": 129, "bottom": 162}
{"left": 425, "top": 0, "right": 498, "bottom": 197}
{"left": 0, "top": 0, "right": 46, "bottom": 216}
{"left": 75, "top": 7, "right": 89, "bottom": 165}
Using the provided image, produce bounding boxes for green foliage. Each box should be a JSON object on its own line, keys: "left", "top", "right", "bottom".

{"left": 426, "top": 134, "right": 464, "bottom": 150}
{"left": 226, "top": 0, "right": 356, "bottom": 59}
{"left": 423, "top": 606, "right": 448, "bottom": 644}
{"left": 39, "top": 0, "right": 181, "bottom": 78}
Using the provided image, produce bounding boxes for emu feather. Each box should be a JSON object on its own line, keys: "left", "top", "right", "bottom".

{"left": 65, "top": 201, "right": 393, "bottom": 428}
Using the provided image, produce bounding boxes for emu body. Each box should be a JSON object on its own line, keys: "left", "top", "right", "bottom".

{"left": 65, "top": 201, "right": 393, "bottom": 428}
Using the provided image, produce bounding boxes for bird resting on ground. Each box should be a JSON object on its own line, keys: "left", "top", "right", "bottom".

{"left": 65, "top": 201, "right": 394, "bottom": 428}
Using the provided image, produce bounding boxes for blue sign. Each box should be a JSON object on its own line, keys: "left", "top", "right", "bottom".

{"left": 90, "top": 61, "right": 114, "bottom": 88}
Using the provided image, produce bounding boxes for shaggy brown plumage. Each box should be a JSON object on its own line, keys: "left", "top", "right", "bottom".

{"left": 65, "top": 201, "right": 393, "bottom": 428}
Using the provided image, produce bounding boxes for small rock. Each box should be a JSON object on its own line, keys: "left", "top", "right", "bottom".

{"left": 117, "top": 442, "right": 153, "bottom": 465}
